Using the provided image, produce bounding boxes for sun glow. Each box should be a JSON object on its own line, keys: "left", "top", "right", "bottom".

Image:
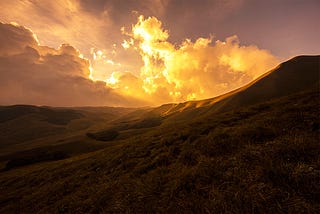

{"left": 106, "top": 72, "right": 119, "bottom": 86}
{"left": 220, "top": 54, "right": 246, "bottom": 71}
{"left": 118, "top": 15, "right": 278, "bottom": 103}
{"left": 89, "top": 48, "right": 122, "bottom": 81}
{"left": 89, "top": 15, "right": 278, "bottom": 104}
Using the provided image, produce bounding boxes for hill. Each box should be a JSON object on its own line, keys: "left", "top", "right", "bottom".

{"left": 0, "top": 55, "right": 319, "bottom": 213}
{"left": 152, "top": 55, "right": 319, "bottom": 119}
{"left": 0, "top": 105, "right": 140, "bottom": 168}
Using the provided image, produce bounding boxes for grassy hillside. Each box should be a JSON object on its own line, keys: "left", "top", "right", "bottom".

{"left": 0, "top": 87, "right": 319, "bottom": 213}
{"left": 0, "top": 55, "right": 319, "bottom": 213}
{"left": 0, "top": 105, "right": 142, "bottom": 168}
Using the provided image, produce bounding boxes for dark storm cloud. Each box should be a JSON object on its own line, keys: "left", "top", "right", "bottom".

{"left": 0, "top": 22, "right": 146, "bottom": 107}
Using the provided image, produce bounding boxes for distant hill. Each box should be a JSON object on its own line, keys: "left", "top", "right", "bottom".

{"left": 0, "top": 105, "right": 138, "bottom": 161}
{"left": 0, "top": 105, "right": 83, "bottom": 124}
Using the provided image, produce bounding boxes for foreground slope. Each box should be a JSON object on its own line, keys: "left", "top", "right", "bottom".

{"left": 0, "top": 88, "right": 319, "bottom": 213}
{"left": 0, "top": 56, "right": 319, "bottom": 213}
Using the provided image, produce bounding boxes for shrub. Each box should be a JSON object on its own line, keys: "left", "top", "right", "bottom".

{"left": 238, "top": 126, "right": 276, "bottom": 143}
{"left": 179, "top": 150, "right": 198, "bottom": 166}
{"left": 5, "top": 151, "right": 69, "bottom": 170}
{"left": 86, "top": 129, "right": 119, "bottom": 141}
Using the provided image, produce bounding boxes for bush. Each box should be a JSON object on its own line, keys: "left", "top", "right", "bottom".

{"left": 5, "top": 150, "right": 69, "bottom": 170}
{"left": 179, "top": 150, "right": 198, "bottom": 166}
{"left": 86, "top": 129, "right": 119, "bottom": 141}
{"left": 238, "top": 126, "right": 276, "bottom": 143}
{"left": 198, "top": 132, "right": 239, "bottom": 157}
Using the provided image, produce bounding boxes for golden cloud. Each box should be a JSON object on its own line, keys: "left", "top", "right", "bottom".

{"left": 0, "top": 22, "right": 146, "bottom": 107}
{"left": 0, "top": 14, "right": 279, "bottom": 107}
{"left": 115, "top": 15, "right": 279, "bottom": 104}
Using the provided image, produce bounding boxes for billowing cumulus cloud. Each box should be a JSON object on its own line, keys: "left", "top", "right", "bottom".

{"left": 113, "top": 16, "right": 279, "bottom": 103}
{"left": 0, "top": 16, "right": 279, "bottom": 107}
{"left": 0, "top": 0, "right": 170, "bottom": 78}
{"left": 0, "top": 22, "right": 146, "bottom": 107}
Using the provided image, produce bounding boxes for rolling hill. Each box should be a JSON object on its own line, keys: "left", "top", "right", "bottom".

{"left": 0, "top": 55, "right": 319, "bottom": 213}
{"left": 0, "top": 105, "right": 139, "bottom": 168}
{"left": 152, "top": 55, "right": 319, "bottom": 119}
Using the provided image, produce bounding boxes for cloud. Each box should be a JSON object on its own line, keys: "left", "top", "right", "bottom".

{"left": 115, "top": 16, "right": 279, "bottom": 103}
{"left": 0, "top": 0, "right": 170, "bottom": 56}
{"left": 0, "top": 0, "right": 111, "bottom": 56}
{"left": 0, "top": 16, "right": 279, "bottom": 107}
{"left": 0, "top": 22, "right": 39, "bottom": 55}
{"left": 0, "top": 0, "right": 171, "bottom": 83}
{"left": 0, "top": 22, "right": 146, "bottom": 107}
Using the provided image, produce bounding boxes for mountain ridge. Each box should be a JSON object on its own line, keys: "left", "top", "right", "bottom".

{"left": 151, "top": 55, "right": 319, "bottom": 120}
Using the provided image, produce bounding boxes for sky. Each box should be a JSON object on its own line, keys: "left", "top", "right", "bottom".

{"left": 0, "top": 0, "right": 319, "bottom": 107}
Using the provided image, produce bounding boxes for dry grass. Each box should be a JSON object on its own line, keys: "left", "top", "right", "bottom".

{"left": 0, "top": 88, "right": 319, "bottom": 213}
